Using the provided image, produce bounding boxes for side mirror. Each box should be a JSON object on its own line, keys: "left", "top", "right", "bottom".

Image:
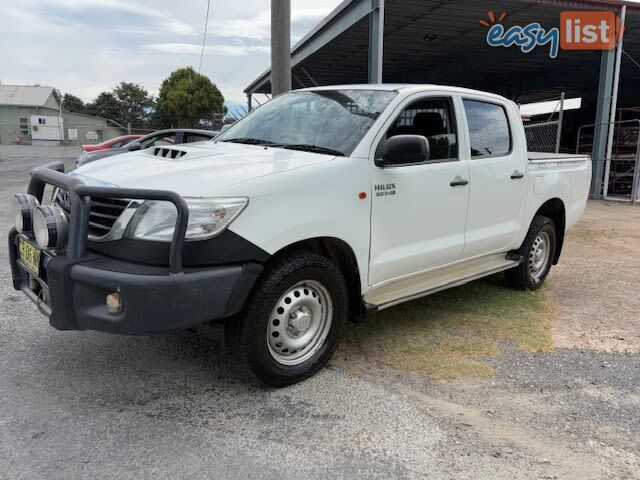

{"left": 128, "top": 143, "right": 143, "bottom": 151}
{"left": 376, "top": 135, "right": 430, "bottom": 167}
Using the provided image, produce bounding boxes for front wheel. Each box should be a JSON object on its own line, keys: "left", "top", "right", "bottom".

{"left": 505, "top": 215, "right": 556, "bottom": 290}
{"left": 226, "top": 252, "right": 348, "bottom": 387}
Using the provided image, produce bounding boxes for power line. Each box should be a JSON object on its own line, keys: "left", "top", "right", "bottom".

{"left": 199, "top": 0, "right": 212, "bottom": 73}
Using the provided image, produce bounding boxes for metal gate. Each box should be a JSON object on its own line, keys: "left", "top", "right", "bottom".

{"left": 523, "top": 93, "right": 565, "bottom": 153}
{"left": 524, "top": 120, "right": 562, "bottom": 153}
{"left": 577, "top": 119, "right": 640, "bottom": 204}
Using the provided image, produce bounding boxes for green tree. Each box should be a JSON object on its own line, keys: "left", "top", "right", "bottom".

{"left": 86, "top": 92, "right": 120, "bottom": 122}
{"left": 154, "top": 67, "right": 225, "bottom": 128}
{"left": 112, "top": 82, "right": 153, "bottom": 127}
{"left": 61, "top": 93, "right": 85, "bottom": 113}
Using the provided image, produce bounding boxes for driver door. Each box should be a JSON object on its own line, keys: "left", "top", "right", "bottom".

{"left": 368, "top": 95, "right": 470, "bottom": 286}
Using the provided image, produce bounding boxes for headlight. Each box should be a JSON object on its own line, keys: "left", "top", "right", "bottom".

{"left": 12, "top": 194, "right": 40, "bottom": 232}
{"left": 33, "top": 205, "right": 69, "bottom": 249}
{"left": 126, "top": 197, "right": 248, "bottom": 242}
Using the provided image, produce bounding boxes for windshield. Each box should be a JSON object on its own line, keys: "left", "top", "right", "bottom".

{"left": 216, "top": 89, "right": 397, "bottom": 156}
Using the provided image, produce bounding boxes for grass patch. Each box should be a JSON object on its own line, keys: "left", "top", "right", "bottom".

{"left": 342, "top": 275, "right": 555, "bottom": 379}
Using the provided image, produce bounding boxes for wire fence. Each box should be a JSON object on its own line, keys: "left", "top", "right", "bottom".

{"left": 522, "top": 93, "right": 565, "bottom": 153}
{"left": 524, "top": 120, "right": 561, "bottom": 153}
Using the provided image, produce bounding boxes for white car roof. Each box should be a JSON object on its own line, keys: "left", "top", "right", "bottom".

{"left": 296, "top": 84, "right": 510, "bottom": 103}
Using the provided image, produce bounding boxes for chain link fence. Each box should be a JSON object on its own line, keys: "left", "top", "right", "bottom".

{"left": 522, "top": 93, "right": 565, "bottom": 153}
{"left": 524, "top": 120, "right": 561, "bottom": 153}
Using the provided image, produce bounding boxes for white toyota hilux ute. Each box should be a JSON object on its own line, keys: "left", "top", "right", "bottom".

{"left": 9, "top": 85, "right": 591, "bottom": 386}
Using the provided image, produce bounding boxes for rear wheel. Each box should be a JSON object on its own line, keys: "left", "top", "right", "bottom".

{"left": 226, "top": 252, "right": 348, "bottom": 387}
{"left": 506, "top": 216, "right": 556, "bottom": 290}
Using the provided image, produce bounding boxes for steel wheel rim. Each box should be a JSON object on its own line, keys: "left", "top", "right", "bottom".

{"left": 528, "top": 231, "right": 551, "bottom": 282}
{"left": 266, "top": 280, "right": 333, "bottom": 366}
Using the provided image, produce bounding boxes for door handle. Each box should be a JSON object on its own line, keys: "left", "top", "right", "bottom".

{"left": 450, "top": 176, "right": 469, "bottom": 187}
{"left": 510, "top": 170, "right": 525, "bottom": 180}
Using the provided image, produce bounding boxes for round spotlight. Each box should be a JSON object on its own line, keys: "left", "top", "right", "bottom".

{"left": 33, "top": 205, "right": 69, "bottom": 250}
{"left": 12, "top": 194, "right": 40, "bottom": 233}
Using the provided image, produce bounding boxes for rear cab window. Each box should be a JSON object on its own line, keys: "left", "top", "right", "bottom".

{"left": 463, "top": 100, "right": 512, "bottom": 158}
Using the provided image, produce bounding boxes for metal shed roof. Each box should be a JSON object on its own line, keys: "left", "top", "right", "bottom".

{"left": 0, "top": 85, "right": 57, "bottom": 107}
{"left": 245, "top": 0, "right": 640, "bottom": 105}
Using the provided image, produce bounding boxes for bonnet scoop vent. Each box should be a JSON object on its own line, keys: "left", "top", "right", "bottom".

{"left": 152, "top": 147, "right": 187, "bottom": 159}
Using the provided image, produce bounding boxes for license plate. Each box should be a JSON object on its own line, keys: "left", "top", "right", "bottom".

{"left": 18, "top": 239, "right": 41, "bottom": 275}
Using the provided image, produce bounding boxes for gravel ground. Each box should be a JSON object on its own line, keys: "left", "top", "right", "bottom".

{"left": 0, "top": 146, "right": 638, "bottom": 479}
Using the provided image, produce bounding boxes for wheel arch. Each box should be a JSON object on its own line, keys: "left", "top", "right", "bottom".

{"left": 534, "top": 198, "right": 566, "bottom": 264}
{"left": 267, "top": 237, "right": 363, "bottom": 322}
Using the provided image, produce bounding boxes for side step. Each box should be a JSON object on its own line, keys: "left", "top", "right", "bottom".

{"left": 363, "top": 253, "right": 522, "bottom": 312}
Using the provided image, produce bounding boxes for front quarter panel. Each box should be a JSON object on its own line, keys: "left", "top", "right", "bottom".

{"left": 214, "top": 156, "right": 372, "bottom": 292}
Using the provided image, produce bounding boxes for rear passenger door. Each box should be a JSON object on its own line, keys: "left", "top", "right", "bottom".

{"left": 461, "top": 98, "right": 527, "bottom": 258}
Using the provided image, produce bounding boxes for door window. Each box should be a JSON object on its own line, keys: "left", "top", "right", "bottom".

{"left": 463, "top": 100, "right": 512, "bottom": 158}
{"left": 19, "top": 117, "right": 29, "bottom": 137}
{"left": 386, "top": 98, "right": 458, "bottom": 161}
{"left": 143, "top": 133, "right": 177, "bottom": 147}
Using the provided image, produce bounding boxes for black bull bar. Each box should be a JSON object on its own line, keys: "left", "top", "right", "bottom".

{"left": 26, "top": 161, "right": 189, "bottom": 274}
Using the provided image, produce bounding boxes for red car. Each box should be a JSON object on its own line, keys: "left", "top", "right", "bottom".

{"left": 81, "top": 135, "right": 142, "bottom": 153}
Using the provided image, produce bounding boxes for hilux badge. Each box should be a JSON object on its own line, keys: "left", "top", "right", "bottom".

{"left": 375, "top": 183, "right": 397, "bottom": 197}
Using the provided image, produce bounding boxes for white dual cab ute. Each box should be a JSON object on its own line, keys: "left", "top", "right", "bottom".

{"left": 9, "top": 85, "right": 591, "bottom": 386}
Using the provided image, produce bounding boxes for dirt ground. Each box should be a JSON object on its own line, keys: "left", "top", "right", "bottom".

{"left": 551, "top": 201, "right": 640, "bottom": 352}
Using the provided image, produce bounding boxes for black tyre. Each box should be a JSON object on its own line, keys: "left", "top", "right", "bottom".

{"left": 505, "top": 215, "right": 556, "bottom": 290}
{"left": 226, "top": 252, "right": 348, "bottom": 387}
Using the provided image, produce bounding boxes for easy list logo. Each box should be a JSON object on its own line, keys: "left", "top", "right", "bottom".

{"left": 481, "top": 10, "right": 622, "bottom": 59}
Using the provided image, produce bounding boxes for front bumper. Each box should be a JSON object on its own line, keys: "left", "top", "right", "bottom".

{"left": 10, "top": 229, "right": 262, "bottom": 334}
{"left": 8, "top": 162, "right": 262, "bottom": 334}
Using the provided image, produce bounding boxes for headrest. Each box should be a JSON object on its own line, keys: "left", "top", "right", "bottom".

{"left": 413, "top": 112, "right": 446, "bottom": 135}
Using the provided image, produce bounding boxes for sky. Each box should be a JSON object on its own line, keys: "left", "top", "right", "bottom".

{"left": 2, "top": 0, "right": 639, "bottom": 113}
{"left": 0, "top": 0, "right": 342, "bottom": 109}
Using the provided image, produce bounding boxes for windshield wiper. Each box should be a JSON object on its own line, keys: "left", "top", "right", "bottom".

{"left": 280, "top": 144, "right": 345, "bottom": 157}
{"left": 222, "top": 138, "right": 345, "bottom": 156}
{"left": 220, "top": 137, "right": 275, "bottom": 146}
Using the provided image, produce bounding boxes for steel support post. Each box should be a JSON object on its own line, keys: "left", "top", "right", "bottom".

{"left": 368, "top": 0, "right": 384, "bottom": 83}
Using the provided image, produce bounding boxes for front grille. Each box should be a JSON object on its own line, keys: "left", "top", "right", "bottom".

{"left": 54, "top": 189, "right": 130, "bottom": 238}
{"left": 87, "top": 198, "right": 130, "bottom": 237}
